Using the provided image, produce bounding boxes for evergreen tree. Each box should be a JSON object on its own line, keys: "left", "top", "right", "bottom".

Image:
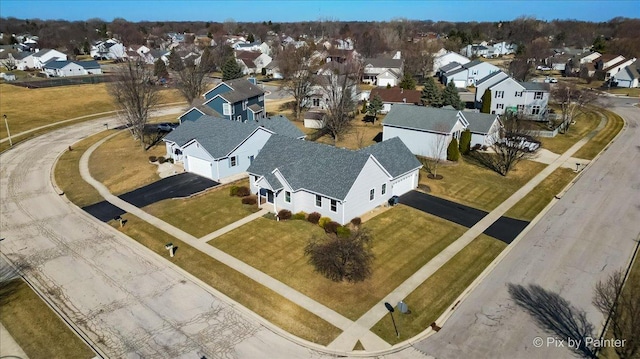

{"left": 421, "top": 77, "right": 442, "bottom": 107}
{"left": 153, "top": 58, "right": 168, "bottom": 78}
{"left": 459, "top": 130, "right": 472, "bottom": 155}
{"left": 247, "top": 33, "right": 255, "bottom": 43}
{"left": 167, "top": 50, "right": 184, "bottom": 72}
{"left": 399, "top": 72, "right": 416, "bottom": 90}
{"left": 367, "top": 95, "right": 383, "bottom": 119}
{"left": 481, "top": 89, "right": 492, "bottom": 113}
{"left": 442, "top": 82, "right": 465, "bottom": 110}
{"left": 447, "top": 138, "right": 460, "bottom": 161}
{"left": 222, "top": 57, "right": 243, "bottom": 80}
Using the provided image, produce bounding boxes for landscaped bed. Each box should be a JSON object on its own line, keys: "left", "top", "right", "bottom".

{"left": 210, "top": 205, "right": 467, "bottom": 320}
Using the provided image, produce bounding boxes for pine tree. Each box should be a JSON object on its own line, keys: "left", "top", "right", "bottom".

{"left": 247, "top": 33, "right": 255, "bottom": 43}
{"left": 153, "top": 58, "right": 168, "bottom": 78}
{"left": 447, "top": 138, "right": 460, "bottom": 161}
{"left": 222, "top": 57, "right": 243, "bottom": 80}
{"left": 421, "top": 77, "right": 442, "bottom": 107}
{"left": 167, "top": 50, "right": 184, "bottom": 72}
{"left": 442, "top": 82, "right": 464, "bottom": 110}
{"left": 367, "top": 95, "right": 383, "bottom": 119}
{"left": 399, "top": 73, "right": 416, "bottom": 90}
{"left": 459, "top": 130, "right": 472, "bottom": 155}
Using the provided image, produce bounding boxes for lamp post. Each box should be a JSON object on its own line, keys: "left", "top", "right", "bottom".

{"left": 384, "top": 302, "right": 399, "bottom": 338}
{"left": 3, "top": 114, "right": 12, "bottom": 147}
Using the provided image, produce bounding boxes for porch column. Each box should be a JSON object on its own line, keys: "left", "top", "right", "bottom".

{"left": 257, "top": 190, "right": 261, "bottom": 209}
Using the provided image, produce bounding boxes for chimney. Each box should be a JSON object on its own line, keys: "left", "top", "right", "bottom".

{"left": 400, "top": 88, "right": 403, "bottom": 93}
{"left": 403, "top": 98, "right": 406, "bottom": 103}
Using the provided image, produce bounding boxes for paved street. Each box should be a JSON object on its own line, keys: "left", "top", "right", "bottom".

{"left": 413, "top": 99, "right": 640, "bottom": 358}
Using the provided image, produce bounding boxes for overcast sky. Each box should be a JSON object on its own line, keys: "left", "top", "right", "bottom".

{"left": 1, "top": 0, "right": 637, "bottom": 23}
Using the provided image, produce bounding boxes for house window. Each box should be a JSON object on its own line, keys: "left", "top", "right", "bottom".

{"left": 258, "top": 95, "right": 264, "bottom": 102}
{"left": 285, "top": 191, "right": 291, "bottom": 203}
{"left": 230, "top": 156, "right": 238, "bottom": 167}
{"left": 495, "top": 91, "right": 504, "bottom": 98}
{"left": 382, "top": 183, "right": 387, "bottom": 195}
{"left": 248, "top": 155, "right": 254, "bottom": 164}
{"left": 532, "top": 105, "right": 541, "bottom": 115}
{"left": 534, "top": 91, "right": 544, "bottom": 99}
{"left": 496, "top": 103, "right": 504, "bottom": 110}
{"left": 369, "top": 188, "right": 375, "bottom": 201}
{"left": 517, "top": 104, "right": 525, "bottom": 112}
{"left": 315, "top": 195, "right": 322, "bottom": 207}
{"left": 330, "top": 199, "right": 337, "bottom": 212}
{"left": 222, "top": 102, "right": 231, "bottom": 115}
{"left": 312, "top": 98, "right": 320, "bottom": 107}
{"left": 515, "top": 91, "right": 523, "bottom": 97}
{"left": 242, "top": 101, "right": 247, "bottom": 110}
{"left": 237, "top": 115, "right": 242, "bottom": 121}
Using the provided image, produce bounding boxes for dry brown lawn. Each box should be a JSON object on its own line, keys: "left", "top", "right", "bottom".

{"left": 539, "top": 109, "right": 601, "bottom": 154}
{"left": 573, "top": 109, "right": 624, "bottom": 160}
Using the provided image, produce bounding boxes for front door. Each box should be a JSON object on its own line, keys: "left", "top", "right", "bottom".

{"left": 267, "top": 190, "right": 274, "bottom": 203}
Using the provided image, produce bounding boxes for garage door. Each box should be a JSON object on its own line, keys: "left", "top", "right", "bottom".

{"left": 186, "top": 156, "right": 213, "bottom": 179}
{"left": 453, "top": 80, "right": 466, "bottom": 88}
{"left": 392, "top": 174, "right": 415, "bottom": 196}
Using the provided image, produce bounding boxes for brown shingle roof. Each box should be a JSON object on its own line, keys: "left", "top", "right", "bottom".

{"left": 370, "top": 87, "right": 421, "bottom": 104}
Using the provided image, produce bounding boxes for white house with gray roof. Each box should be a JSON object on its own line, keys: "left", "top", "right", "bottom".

{"left": 163, "top": 115, "right": 304, "bottom": 182}
{"left": 42, "top": 60, "right": 101, "bottom": 77}
{"left": 362, "top": 57, "right": 404, "bottom": 87}
{"left": 15, "top": 48, "right": 67, "bottom": 70}
{"left": 474, "top": 71, "right": 509, "bottom": 104}
{"left": 461, "top": 111, "right": 502, "bottom": 148}
{"left": 612, "top": 63, "right": 639, "bottom": 88}
{"left": 485, "top": 78, "right": 550, "bottom": 120}
{"left": 247, "top": 136, "right": 421, "bottom": 224}
{"left": 432, "top": 51, "right": 470, "bottom": 75}
{"left": 382, "top": 105, "right": 469, "bottom": 160}
{"left": 442, "top": 59, "right": 500, "bottom": 88}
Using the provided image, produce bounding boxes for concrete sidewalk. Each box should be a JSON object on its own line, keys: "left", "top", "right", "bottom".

{"left": 0, "top": 323, "right": 30, "bottom": 359}
{"left": 78, "top": 133, "right": 390, "bottom": 351}
{"left": 199, "top": 208, "right": 269, "bottom": 242}
{"left": 328, "top": 115, "right": 607, "bottom": 351}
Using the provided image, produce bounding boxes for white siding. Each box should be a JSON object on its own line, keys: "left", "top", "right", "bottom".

{"left": 342, "top": 157, "right": 392, "bottom": 224}
{"left": 391, "top": 171, "right": 418, "bottom": 196}
{"left": 186, "top": 156, "right": 214, "bottom": 179}
{"left": 383, "top": 126, "right": 452, "bottom": 160}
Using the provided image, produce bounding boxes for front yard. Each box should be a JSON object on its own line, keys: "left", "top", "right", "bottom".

{"left": 539, "top": 109, "right": 601, "bottom": 154}
{"left": 210, "top": 205, "right": 467, "bottom": 320}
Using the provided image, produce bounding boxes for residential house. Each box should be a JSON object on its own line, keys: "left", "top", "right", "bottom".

{"left": 474, "top": 71, "right": 509, "bottom": 105}
{"left": 461, "top": 111, "right": 502, "bottom": 148}
{"left": 264, "top": 60, "right": 283, "bottom": 79}
{"left": 235, "top": 51, "right": 272, "bottom": 75}
{"left": 461, "top": 44, "right": 490, "bottom": 58}
{"left": 15, "top": 48, "right": 67, "bottom": 70}
{"left": 612, "top": 63, "right": 640, "bottom": 88}
{"left": 42, "top": 60, "right": 102, "bottom": 77}
{"left": 234, "top": 41, "right": 262, "bottom": 51}
{"left": 145, "top": 49, "right": 170, "bottom": 65}
{"left": 382, "top": 104, "right": 469, "bottom": 160}
{"left": 326, "top": 48, "right": 358, "bottom": 63}
{"left": 307, "top": 74, "right": 359, "bottom": 111}
{"left": 90, "top": 39, "right": 126, "bottom": 60}
{"left": 442, "top": 59, "right": 501, "bottom": 88}
{"left": 485, "top": 78, "right": 550, "bottom": 119}
{"left": 369, "top": 87, "right": 422, "bottom": 114}
{"left": 202, "top": 78, "right": 266, "bottom": 122}
{"left": 247, "top": 135, "right": 421, "bottom": 224}
{"left": 164, "top": 115, "right": 305, "bottom": 182}
{"left": 432, "top": 51, "right": 470, "bottom": 75}
{"left": 361, "top": 57, "right": 404, "bottom": 87}
{"left": 598, "top": 56, "right": 636, "bottom": 81}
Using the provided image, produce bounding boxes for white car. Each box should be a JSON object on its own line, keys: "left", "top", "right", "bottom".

{"left": 544, "top": 77, "right": 558, "bottom": 83}
{"left": 537, "top": 65, "right": 552, "bottom": 71}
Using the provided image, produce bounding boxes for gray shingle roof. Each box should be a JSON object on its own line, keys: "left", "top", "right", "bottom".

{"left": 43, "top": 60, "right": 101, "bottom": 70}
{"left": 218, "top": 78, "right": 265, "bottom": 103}
{"left": 14, "top": 52, "right": 31, "bottom": 60}
{"left": 475, "top": 70, "right": 507, "bottom": 86}
{"left": 363, "top": 57, "right": 403, "bottom": 69}
{"left": 247, "top": 135, "right": 370, "bottom": 200}
{"left": 439, "top": 61, "right": 461, "bottom": 72}
{"left": 32, "top": 49, "right": 54, "bottom": 57}
{"left": 520, "top": 82, "right": 550, "bottom": 91}
{"left": 382, "top": 104, "right": 463, "bottom": 133}
{"left": 255, "top": 115, "right": 305, "bottom": 139}
{"left": 462, "top": 112, "right": 500, "bottom": 134}
{"left": 358, "top": 137, "right": 421, "bottom": 177}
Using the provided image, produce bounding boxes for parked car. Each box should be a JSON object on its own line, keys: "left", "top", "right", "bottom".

{"left": 499, "top": 135, "right": 541, "bottom": 152}
{"left": 157, "top": 123, "right": 177, "bottom": 132}
{"left": 537, "top": 65, "right": 552, "bottom": 71}
{"left": 544, "top": 77, "right": 558, "bottom": 83}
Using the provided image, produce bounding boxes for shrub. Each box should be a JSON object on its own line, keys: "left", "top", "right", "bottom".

{"left": 350, "top": 217, "right": 362, "bottom": 227}
{"left": 459, "top": 130, "right": 472, "bottom": 155}
{"left": 337, "top": 226, "right": 351, "bottom": 238}
{"left": 292, "top": 211, "right": 307, "bottom": 220}
{"left": 241, "top": 196, "right": 257, "bottom": 205}
{"left": 158, "top": 156, "right": 166, "bottom": 164}
{"left": 324, "top": 221, "right": 340, "bottom": 234}
{"left": 447, "top": 138, "right": 460, "bottom": 162}
{"left": 278, "top": 209, "right": 292, "bottom": 220}
{"left": 229, "top": 185, "right": 239, "bottom": 196}
{"left": 149, "top": 155, "right": 157, "bottom": 162}
{"left": 318, "top": 217, "right": 332, "bottom": 229}
{"left": 307, "top": 212, "right": 321, "bottom": 224}
{"left": 236, "top": 186, "right": 251, "bottom": 197}
{"left": 167, "top": 158, "right": 174, "bottom": 164}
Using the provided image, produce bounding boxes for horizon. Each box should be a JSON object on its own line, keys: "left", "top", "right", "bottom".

{"left": 1, "top": 0, "right": 638, "bottom": 23}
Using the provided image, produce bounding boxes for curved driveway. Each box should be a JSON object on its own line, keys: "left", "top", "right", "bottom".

{"left": 413, "top": 98, "right": 640, "bottom": 358}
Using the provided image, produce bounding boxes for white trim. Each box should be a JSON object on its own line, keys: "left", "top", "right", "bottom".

{"left": 177, "top": 107, "right": 206, "bottom": 122}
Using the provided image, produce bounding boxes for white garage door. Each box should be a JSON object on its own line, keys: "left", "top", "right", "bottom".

{"left": 392, "top": 174, "right": 415, "bottom": 196}
{"left": 453, "top": 80, "right": 466, "bottom": 88}
{"left": 186, "top": 156, "right": 213, "bottom": 179}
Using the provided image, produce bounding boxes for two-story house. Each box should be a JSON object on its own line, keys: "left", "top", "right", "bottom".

{"left": 485, "top": 77, "right": 550, "bottom": 120}
{"left": 90, "top": 39, "right": 127, "bottom": 60}
{"left": 442, "top": 59, "right": 501, "bottom": 88}
{"left": 361, "top": 57, "right": 404, "bottom": 87}
{"left": 201, "top": 78, "right": 266, "bottom": 122}
{"left": 15, "top": 48, "right": 67, "bottom": 70}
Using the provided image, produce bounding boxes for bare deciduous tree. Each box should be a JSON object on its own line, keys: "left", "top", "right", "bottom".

{"left": 109, "top": 59, "right": 159, "bottom": 147}
{"left": 279, "top": 44, "right": 320, "bottom": 121}
{"left": 305, "top": 228, "right": 374, "bottom": 283}
{"left": 0, "top": 56, "right": 17, "bottom": 71}
{"left": 593, "top": 269, "right": 640, "bottom": 359}
{"left": 318, "top": 62, "right": 360, "bottom": 143}
{"left": 551, "top": 83, "right": 599, "bottom": 132}
{"left": 421, "top": 123, "right": 449, "bottom": 179}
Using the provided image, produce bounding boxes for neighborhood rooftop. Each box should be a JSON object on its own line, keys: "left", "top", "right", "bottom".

{"left": 216, "top": 78, "right": 265, "bottom": 103}
{"left": 382, "top": 104, "right": 466, "bottom": 133}
{"left": 358, "top": 137, "right": 422, "bottom": 178}
{"left": 461, "top": 111, "right": 500, "bottom": 134}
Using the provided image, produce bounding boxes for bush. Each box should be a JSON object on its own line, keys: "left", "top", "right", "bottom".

{"left": 167, "top": 158, "right": 174, "bottom": 164}
{"left": 318, "top": 217, "right": 332, "bottom": 229}
{"left": 350, "top": 217, "right": 362, "bottom": 227}
{"left": 337, "top": 226, "right": 351, "bottom": 238}
{"left": 149, "top": 155, "right": 157, "bottom": 162}
{"left": 241, "top": 196, "right": 257, "bottom": 205}
{"left": 324, "top": 221, "right": 340, "bottom": 234}
{"left": 459, "top": 130, "right": 472, "bottom": 155}
{"left": 277, "top": 209, "right": 292, "bottom": 220}
{"left": 158, "top": 156, "right": 166, "bottom": 164}
{"left": 292, "top": 211, "right": 307, "bottom": 220}
{"left": 447, "top": 138, "right": 460, "bottom": 162}
{"left": 307, "top": 212, "right": 321, "bottom": 224}
{"left": 229, "top": 185, "right": 239, "bottom": 196}
{"left": 236, "top": 186, "right": 251, "bottom": 197}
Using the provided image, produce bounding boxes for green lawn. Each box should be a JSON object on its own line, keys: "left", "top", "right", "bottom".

{"left": 371, "top": 234, "right": 507, "bottom": 344}
{"left": 539, "top": 109, "right": 601, "bottom": 154}
{"left": 143, "top": 180, "right": 259, "bottom": 238}
{"left": 421, "top": 159, "right": 548, "bottom": 212}
{"left": 109, "top": 213, "right": 341, "bottom": 345}
{"left": 0, "top": 279, "right": 95, "bottom": 359}
{"left": 505, "top": 167, "right": 577, "bottom": 221}
{"left": 573, "top": 109, "right": 625, "bottom": 160}
{"left": 210, "top": 205, "right": 467, "bottom": 320}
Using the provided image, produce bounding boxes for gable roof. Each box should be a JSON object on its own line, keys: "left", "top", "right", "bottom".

{"left": 370, "top": 87, "right": 421, "bottom": 104}
{"left": 382, "top": 104, "right": 466, "bottom": 133}
{"left": 462, "top": 112, "right": 500, "bottom": 134}
{"left": 32, "top": 49, "right": 57, "bottom": 58}
{"left": 619, "top": 64, "right": 640, "bottom": 80}
{"left": 475, "top": 70, "right": 507, "bottom": 86}
{"left": 520, "top": 82, "right": 550, "bottom": 91}
{"left": 42, "top": 60, "right": 100, "bottom": 70}
{"left": 215, "top": 78, "right": 265, "bottom": 103}
{"left": 255, "top": 115, "right": 305, "bottom": 139}
{"left": 247, "top": 135, "right": 371, "bottom": 200}
{"left": 235, "top": 51, "right": 261, "bottom": 61}
{"left": 439, "top": 61, "right": 462, "bottom": 73}
{"left": 358, "top": 137, "right": 421, "bottom": 177}
{"left": 363, "top": 57, "right": 403, "bottom": 69}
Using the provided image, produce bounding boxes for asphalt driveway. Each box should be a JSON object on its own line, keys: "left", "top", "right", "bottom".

{"left": 399, "top": 191, "right": 529, "bottom": 244}
{"left": 83, "top": 173, "right": 219, "bottom": 222}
